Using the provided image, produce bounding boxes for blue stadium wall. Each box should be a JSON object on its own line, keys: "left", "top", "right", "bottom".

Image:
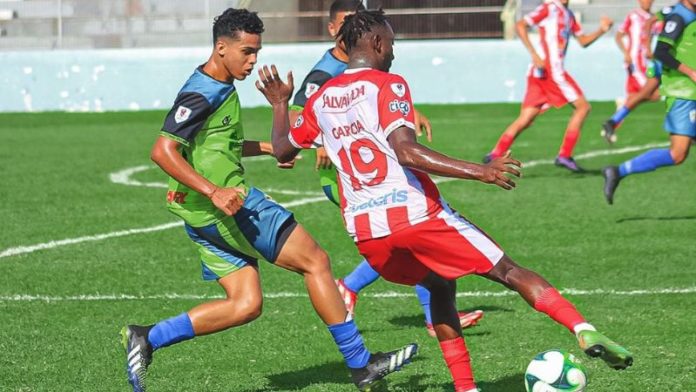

{"left": 0, "top": 39, "right": 631, "bottom": 112}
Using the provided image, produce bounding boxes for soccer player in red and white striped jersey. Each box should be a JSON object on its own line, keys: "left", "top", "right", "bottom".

{"left": 485, "top": 0, "right": 613, "bottom": 172}
{"left": 616, "top": 0, "right": 660, "bottom": 98}
{"left": 257, "top": 9, "right": 633, "bottom": 392}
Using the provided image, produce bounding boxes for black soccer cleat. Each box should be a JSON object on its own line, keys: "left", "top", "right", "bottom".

{"left": 601, "top": 120, "right": 618, "bottom": 144}
{"left": 602, "top": 166, "right": 622, "bottom": 205}
{"left": 350, "top": 343, "right": 418, "bottom": 391}
{"left": 121, "top": 325, "right": 154, "bottom": 392}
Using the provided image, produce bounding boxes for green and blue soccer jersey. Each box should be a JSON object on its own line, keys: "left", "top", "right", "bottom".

{"left": 160, "top": 66, "right": 296, "bottom": 280}
{"left": 658, "top": 3, "right": 696, "bottom": 100}
{"left": 161, "top": 66, "right": 247, "bottom": 227}
{"left": 291, "top": 49, "right": 348, "bottom": 207}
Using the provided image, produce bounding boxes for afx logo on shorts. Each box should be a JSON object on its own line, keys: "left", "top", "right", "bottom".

{"left": 389, "top": 100, "right": 411, "bottom": 116}
{"left": 690, "top": 110, "right": 696, "bottom": 124}
{"left": 349, "top": 189, "right": 409, "bottom": 213}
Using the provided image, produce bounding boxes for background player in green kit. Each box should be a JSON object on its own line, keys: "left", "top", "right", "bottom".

{"left": 289, "top": 0, "right": 482, "bottom": 336}
{"left": 120, "top": 8, "right": 417, "bottom": 392}
{"left": 603, "top": 0, "right": 696, "bottom": 204}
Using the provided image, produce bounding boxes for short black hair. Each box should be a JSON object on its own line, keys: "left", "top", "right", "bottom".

{"left": 338, "top": 9, "right": 389, "bottom": 52}
{"left": 212, "top": 8, "right": 264, "bottom": 43}
{"left": 330, "top": 0, "right": 365, "bottom": 21}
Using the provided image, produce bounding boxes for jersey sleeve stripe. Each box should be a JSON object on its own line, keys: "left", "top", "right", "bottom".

{"left": 383, "top": 119, "right": 416, "bottom": 138}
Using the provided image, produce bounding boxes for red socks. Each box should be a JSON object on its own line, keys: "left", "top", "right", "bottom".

{"left": 440, "top": 337, "right": 477, "bottom": 392}
{"left": 558, "top": 128, "right": 580, "bottom": 158}
{"left": 534, "top": 287, "right": 586, "bottom": 333}
{"left": 491, "top": 133, "right": 516, "bottom": 158}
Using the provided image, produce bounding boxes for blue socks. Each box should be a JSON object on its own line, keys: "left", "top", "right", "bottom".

{"left": 148, "top": 312, "right": 196, "bottom": 350}
{"left": 415, "top": 285, "right": 433, "bottom": 325}
{"left": 611, "top": 105, "right": 631, "bottom": 124}
{"left": 328, "top": 320, "right": 371, "bottom": 369}
{"left": 343, "top": 259, "right": 380, "bottom": 293}
{"left": 619, "top": 148, "right": 675, "bottom": 178}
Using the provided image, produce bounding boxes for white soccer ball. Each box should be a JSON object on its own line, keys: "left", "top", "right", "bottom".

{"left": 524, "top": 350, "right": 587, "bottom": 392}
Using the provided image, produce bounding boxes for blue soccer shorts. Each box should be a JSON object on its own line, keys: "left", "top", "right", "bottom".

{"left": 664, "top": 97, "right": 696, "bottom": 138}
{"left": 184, "top": 188, "right": 296, "bottom": 280}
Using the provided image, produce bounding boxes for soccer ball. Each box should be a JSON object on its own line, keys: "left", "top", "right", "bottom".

{"left": 524, "top": 350, "right": 587, "bottom": 392}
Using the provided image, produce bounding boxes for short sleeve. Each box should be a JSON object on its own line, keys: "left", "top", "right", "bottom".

{"left": 289, "top": 107, "right": 322, "bottom": 149}
{"left": 161, "top": 92, "right": 211, "bottom": 146}
{"left": 571, "top": 14, "right": 584, "bottom": 36}
{"left": 292, "top": 70, "right": 332, "bottom": 109}
{"left": 524, "top": 3, "right": 548, "bottom": 26}
{"left": 377, "top": 74, "right": 416, "bottom": 138}
{"left": 658, "top": 14, "right": 685, "bottom": 46}
{"left": 618, "top": 14, "right": 631, "bottom": 34}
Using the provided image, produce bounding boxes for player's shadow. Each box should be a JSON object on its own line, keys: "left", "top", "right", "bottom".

{"left": 262, "top": 360, "right": 354, "bottom": 390}
{"left": 521, "top": 168, "right": 601, "bottom": 179}
{"left": 616, "top": 215, "right": 696, "bottom": 223}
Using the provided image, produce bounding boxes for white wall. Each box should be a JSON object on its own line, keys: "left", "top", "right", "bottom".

{"left": 0, "top": 38, "right": 629, "bottom": 113}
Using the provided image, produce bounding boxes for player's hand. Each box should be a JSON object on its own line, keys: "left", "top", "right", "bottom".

{"left": 209, "top": 186, "right": 246, "bottom": 216}
{"left": 278, "top": 155, "right": 301, "bottom": 169}
{"left": 532, "top": 53, "right": 545, "bottom": 69}
{"left": 315, "top": 147, "right": 332, "bottom": 170}
{"left": 599, "top": 16, "right": 613, "bottom": 33}
{"left": 479, "top": 151, "right": 521, "bottom": 190}
{"left": 623, "top": 53, "right": 632, "bottom": 66}
{"left": 414, "top": 109, "right": 433, "bottom": 142}
{"left": 255, "top": 65, "right": 294, "bottom": 106}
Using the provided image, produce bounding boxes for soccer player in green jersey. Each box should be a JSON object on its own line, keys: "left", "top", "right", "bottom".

{"left": 603, "top": 0, "right": 696, "bottom": 204}
{"left": 120, "top": 9, "right": 416, "bottom": 392}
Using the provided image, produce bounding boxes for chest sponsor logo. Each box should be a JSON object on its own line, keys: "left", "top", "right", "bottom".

{"left": 322, "top": 85, "right": 366, "bottom": 109}
{"left": 174, "top": 105, "right": 192, "bottom": 123}
{"left": 391, "top": 83, "right": 406, "bottom": 98}
{"left": 294, "top": 115, "right": 304, "bottom": 128}
{"left": 166, "top": 191, "right": 188, "bottom": 204}
{"left": 388, "top": 100, "right": 411, "bottom": 116}
{"left": 332, "top": 119, "right": 365, "bottom": 139}
{"left": 665, "top": 21, "right": 677, "bottom": 34}
{"left": 305, "top": 83, "right": 320, "bottom": 98}
{"left": 349, "top": 189, "right": 408, "bottom": 213}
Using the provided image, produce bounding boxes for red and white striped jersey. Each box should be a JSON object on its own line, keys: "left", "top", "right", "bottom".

{"left": 619, "top": 8, "right": 656, "bottom": 76}
{"left": 524, "top": 0, "right": 583, "bottom": 73}
{"left": 289, "top": 68, "right": 444, "bottom": 241}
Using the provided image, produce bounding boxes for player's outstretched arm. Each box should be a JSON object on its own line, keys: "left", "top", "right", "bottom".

{"left": 387, "top": 127, "right": 521, "bottom": 190}
{"left": 255, "top": 65, "right": 301, "bottom": 163}
{"left": 576, "top": 16, "right": 613, "bottom": 47}
{"left": 150, "top": 136, "right": 246, "bottom": 215}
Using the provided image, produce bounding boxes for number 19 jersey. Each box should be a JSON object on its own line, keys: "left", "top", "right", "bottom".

{"left": 290, "top": 68, "right": 444, "bottom": 241}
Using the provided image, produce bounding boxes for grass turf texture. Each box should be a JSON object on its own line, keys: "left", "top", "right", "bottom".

{"left": 1, "top": 102, "right": 694, "bottom": 391}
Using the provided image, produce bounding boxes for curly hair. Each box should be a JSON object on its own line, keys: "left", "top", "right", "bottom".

{"left": 338, "top": 9, "right": 389, "bottom": 52}
{"left": 212, "top": 8, "right": 264, "bottom": 42}
{"left": 329, "top": 0, "right": 365, "bottom": 21}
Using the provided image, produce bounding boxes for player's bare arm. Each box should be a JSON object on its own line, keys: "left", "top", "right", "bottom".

{"left": 643, "top": 15, "right": 659, "bottom": 58}
{"left": 615, "top": 30, "right": 631, "bottom": 65}
{"left": 516, "top": 19, "right": 544, "bottom": 68}
{"left": 150, "top": 136, "right": 246, "bottom": 215}
{"left": 387, "top": 126, "right": 521, "bottom": 190}
{"left": 576, "top": 16, "right": 613, "bottom": 47}
{"left": 256, "top": 64, "right": 301, "bottom": 163}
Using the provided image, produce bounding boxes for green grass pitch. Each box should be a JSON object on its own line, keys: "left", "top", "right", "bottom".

{"left": 1, "top": 102, "right": 694, "bottom": 391}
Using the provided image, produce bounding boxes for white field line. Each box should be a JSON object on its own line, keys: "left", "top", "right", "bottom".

{"left": 2, "top": 287, "right": 695, "bottom": 303}
{"left": 1, "top": 142, "right": 666, "bottom": 260}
